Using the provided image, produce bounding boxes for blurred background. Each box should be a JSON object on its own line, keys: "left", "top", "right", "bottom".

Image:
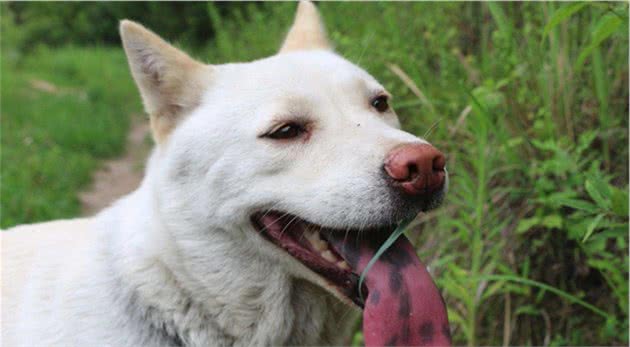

{"left": 1, "top": 2, "right": 628, "bottom": 346}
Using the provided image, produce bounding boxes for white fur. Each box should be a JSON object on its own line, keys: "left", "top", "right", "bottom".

{"left": 2, "top": 3, "right": 446, "bottom": 346}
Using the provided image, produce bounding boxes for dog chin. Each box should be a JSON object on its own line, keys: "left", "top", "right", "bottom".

{"left": 386, "top": 184, "right": 447, "bottom": 220}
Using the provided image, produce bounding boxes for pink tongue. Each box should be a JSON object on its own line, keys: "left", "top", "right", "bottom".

{"left": 326, "top": 234, "right": 451, "bottom": 347}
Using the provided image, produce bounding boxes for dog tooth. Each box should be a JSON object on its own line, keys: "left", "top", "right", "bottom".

{"left": 304, "top": 230, "right": 317, "bottom": 243}
{"left": 321, "top": 250, "right": 336, "bottom": 262}
{"left": 311, "top": 230, "right": 322, "bottom": 241}
{"left": 315, "top": 239, "right": 329, "bottom": 251}
{"left": 337, "top": 261, "right": 350, "bottom": 270}
{"left": 305, "top": 232, "right": 327, "bottom": 251}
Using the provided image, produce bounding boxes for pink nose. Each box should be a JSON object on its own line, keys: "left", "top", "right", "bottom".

{"left": 384, "top": 143, "right": 446, "bottom": 195}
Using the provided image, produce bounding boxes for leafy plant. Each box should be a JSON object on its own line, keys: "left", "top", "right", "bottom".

{"left": 2, "top": 2, "right": 628, "bottom": 345}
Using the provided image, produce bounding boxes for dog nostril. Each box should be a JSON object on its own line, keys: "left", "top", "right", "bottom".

{"left": 384, "top": 143, "right": 446, "bottom": 193}
{"left": 407, "top": 163, "right": 419, "bottom": 179}
{"left": 433, "top": 153, "right": 446, "bottom": 172}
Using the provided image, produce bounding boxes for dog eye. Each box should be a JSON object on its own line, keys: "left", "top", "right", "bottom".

{"left": 371, "top": 95, "right": 389, "bottom": 113}
{"left": 266, "top": 123, "right": 305, "bottom": 140}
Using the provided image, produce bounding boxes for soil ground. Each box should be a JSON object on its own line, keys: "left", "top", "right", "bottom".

{"left": 78, "top": 118, "right": 152, "bottom": 216}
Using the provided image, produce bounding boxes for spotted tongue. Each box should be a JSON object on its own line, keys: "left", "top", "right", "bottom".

{"left": 326, "top": 233, "right": 451, "bottom": 347}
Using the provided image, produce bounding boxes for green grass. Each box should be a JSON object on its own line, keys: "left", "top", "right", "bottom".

{"left": 200, "top": 2, "right": 629, "bottom": 345}
{"left": 1, "top": 46, "right": 141, "bottom": 228}
{"left": 1, "top": 2, "right": 628, "bottom": 346}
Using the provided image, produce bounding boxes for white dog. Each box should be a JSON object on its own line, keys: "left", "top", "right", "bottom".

{"left": 2, "top": 2, "right": 451, "bottom": 346}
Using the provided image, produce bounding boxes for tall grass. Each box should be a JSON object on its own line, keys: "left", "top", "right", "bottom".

{"left": 198, "top": 2, "right": 628, "bottom": 345}
{"left": 1, "top": 2, "right": 627, "bottom": 345}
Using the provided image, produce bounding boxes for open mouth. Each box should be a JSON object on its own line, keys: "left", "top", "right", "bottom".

{"left": 251, "top": 211, "right": 379, "bottom": 307}
{"left": 251, "top": 211, "right": 452, "bottom": 346}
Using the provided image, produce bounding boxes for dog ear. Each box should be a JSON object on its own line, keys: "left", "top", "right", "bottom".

{"left": 279, "top": 1, "right": 331, "bottom": 53}
{"left": 120, "top": 20, "right": 211, "bottom": 143}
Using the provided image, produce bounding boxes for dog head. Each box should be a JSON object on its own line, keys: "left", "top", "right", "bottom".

{"left": 121, "top": 2, "right": 450, "bottom": 345}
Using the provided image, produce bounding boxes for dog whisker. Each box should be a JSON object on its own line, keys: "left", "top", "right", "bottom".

{"left": 353, "top": 32, "right": 374, "bottom": 66}
{"left": 423, "top": 119, "right": 442, "bottom": 139}
{"left": 342, "top": 226, "right": 351, "bottom": 251}
{"left": 255, "top": 208, "right": 292, "bottom": 235}
{"left": 278, "top": 214, "right": 301, "bottom": 239}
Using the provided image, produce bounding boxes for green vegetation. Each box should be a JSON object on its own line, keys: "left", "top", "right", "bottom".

{"left": 1, "top": 9, "right": 141, "bottom": 227}
{"left": 203, "top": 3, "right": 629, "bottom": 343}
{"left": 2, "top": 2, "right": 628, "bottom": 346}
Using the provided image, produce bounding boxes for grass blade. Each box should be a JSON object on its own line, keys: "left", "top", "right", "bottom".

{"left": 358, "top": 217, "right": 414, "bottom": 301}
{"left": 582, "top": 213, "right": 605, "bottom": 243}
{"left": 542, "top": 3, "right": 589, "bottom": 40}
{"left": 574, "top": 13, "right": 623, "bottom": 71}
{"left": 477, "top": 274, "right": 613, "bottom": 320}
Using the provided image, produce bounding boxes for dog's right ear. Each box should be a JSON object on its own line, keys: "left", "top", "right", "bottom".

{"left": 120, "top": 20, "right": 211, "bottom": 144}
{"left": 279, "top": 1, "right": 331, "bottom": 53}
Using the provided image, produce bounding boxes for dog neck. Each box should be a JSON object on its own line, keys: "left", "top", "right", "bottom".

{"left": 98, "top": 182, "right": 358, "bottom": 346}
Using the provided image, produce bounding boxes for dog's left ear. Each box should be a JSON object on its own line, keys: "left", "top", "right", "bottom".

{"left": 279, "top": 1, "right": 332, "bottom": 53}
{"left": 120, "top": 20, "right": 212, "bottom": 144}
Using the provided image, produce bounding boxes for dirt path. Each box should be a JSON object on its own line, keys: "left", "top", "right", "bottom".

{"left": 78, "top": 118, "right": 152, "bottom": 216}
